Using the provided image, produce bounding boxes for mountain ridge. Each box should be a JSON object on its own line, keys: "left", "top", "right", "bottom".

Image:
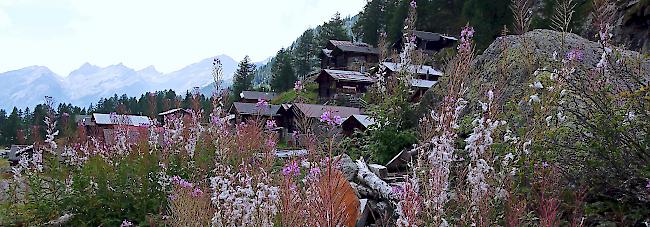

{"left": 0, "top": 54, "right": 265, "bottom": 110}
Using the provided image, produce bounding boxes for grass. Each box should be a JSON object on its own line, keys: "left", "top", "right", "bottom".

{"left": 271, "top": 83, "right": 319, "bottom": 105}
{"left": 0, "top": 159, "right": 10, "bottom": 180}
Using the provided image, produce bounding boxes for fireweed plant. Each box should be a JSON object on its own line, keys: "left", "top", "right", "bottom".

{"left": 1, "top": 1, "right": 648, "bottom": 226}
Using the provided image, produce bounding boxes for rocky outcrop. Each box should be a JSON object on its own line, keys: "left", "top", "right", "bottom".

{"left": 467, "top": 29, "right": 649, "bottom": 105}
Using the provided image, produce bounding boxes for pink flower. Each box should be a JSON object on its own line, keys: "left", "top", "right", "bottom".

{"left": 410, "top": 0, "right": 417, "bottom": 9}
{"left": 646, "top": 180, "right": 650, "bottom": 190}
{"left": 457, "top": 26, "right": 475, "bottom": 52}
{"left": 191, "top": 188, "right": 203, "bottom": 197}
{"left": 566, "top": 49, "right": 584, "bottom": 61}
{"left": 178, "top": 179, "right": 193, "bottom": 188}
{"left": 319, "top": 111, "right": 343, "bottom": 126}
{"left": 282, "top": 161, "right": 300, "bottom": 176}
{"left": 309, "top": 167, "right": 321, "bottom": 176}
{"left": 256, "top": 99, "right": 269, "bottom": 109}
{"left": 120, "top": 220, "right": 134, "bottom": 227}
{"left": 266, "top": 120, "right": 277, "bottom": 129}
{"left": 266, "top": 136, "right": 276, "bottom": 148}
{"left": 294, "top": 80, "right": 303, "bottom": 92}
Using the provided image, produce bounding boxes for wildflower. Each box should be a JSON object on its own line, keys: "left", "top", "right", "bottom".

{"left": 256, "top": 99, "right": 269, "bottom": 109}
{"left": 294, "top": 80, "right": 303, "bottom": 92}
{"left": 410, "top": 0, "right": 417, "bottom": 8}
{"left": 457, "top": 26, "right": 475, "bottom": 51}
{"left": 542, "top": 161, "right": 549, "bottom": 168}
{"left": 265, "top": 136, "right": 276, "bottom": 148}
{"left": 646, "top": 180, "right": 650, "bottom": 190}
{"left": 265, "top": 120, "right": 277, "bottom": 129}
{"left": 191, "top": 188, "right": 203, "bottom": 197}
{"left": 529, "top": 94, "right": 541, "bottom": 103}
{"left": 391, "top": 185, "right": 404, "bottom": 197}
{"left": 529, "top": 81, "right": 544, "bottom": 89}
{"left": 319, "top": 111, "right": 343, "bottom": 126}
{"left": 282, "top": 161, "right": 300, "bottom": 176}
{"left": 120, "top": 220, "right": 134, "bottom": 227}
{"left": 566, "top": 49, "right": 584, "bottom": 61}
{"left": 168, "top": 194, "right": 177, "bottom": 200}
{"left": 179, "top": 179, "right": 193, "bottom": 188}
{"left": 309, "top": 167, "right": 321, "bottom": 176}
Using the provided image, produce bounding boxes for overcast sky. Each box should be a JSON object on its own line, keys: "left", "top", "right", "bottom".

{"left": 0, "top": 0, "right": 365, "bottom": 76}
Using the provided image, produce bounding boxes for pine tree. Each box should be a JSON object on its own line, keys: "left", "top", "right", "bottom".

{"left": 271, "top": 49, "right": 297, "bottom": 92}
{"left": 5, "top": 107, "right": 20, "bottom": 145}
{"left": 232, "top": 56, "right": 256, "bottom": 98}
{"left": 354, "top": 0, "right": 386, "bottom": 46}
{"left": 317, "top": 13, "right": 352, "bottom": 48}
{"left": 293, "top": 29, "right": 318, "bottom": 78}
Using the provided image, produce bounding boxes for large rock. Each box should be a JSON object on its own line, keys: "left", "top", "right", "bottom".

{"left": 338, "top": 154, "right": 359, "bottom": 181}
{"left": 462, "top": 29, "right": 647, "bottom": 108}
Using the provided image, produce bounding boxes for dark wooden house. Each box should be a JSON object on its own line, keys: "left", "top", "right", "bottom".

{"left": 395, "top": 30, "right": 457, "bottom": 53}
{"left": 284, "top": 103, "right": 362, "bottom": 133}
{"left": 75, "top": 113, "right": 152, "bottom": 144}
{"left": 379, "top": 62, "right": 443, "bottom": 81}
{"left": 320, "top": 40, "right": 379, "bottom": 70}
{"left": 341, "top": 114, "right": 376, "bottom": 136}
{"left": 158, "top": 108, "right": 192, "bottom": 125}
{"left": 239, "top": 91, "right": 278, "bottom": 103}
{"left": 316, "top": 69, "right": 376, "bottom": 99}
{"left": 229, "top": 102, "right": 281, "bottom": 123}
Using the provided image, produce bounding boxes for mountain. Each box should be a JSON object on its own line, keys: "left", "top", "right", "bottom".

{"left": 0, "top": 66, "right": 67, "bottom": 110}
{"left": 0, "top": 55, "right": 247, "bottom": 110}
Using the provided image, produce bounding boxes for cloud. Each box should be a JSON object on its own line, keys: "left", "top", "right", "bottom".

{"left": 0, "top": 0, "right": 365, "bottom": 75}
{"left": 0, "top": 0, "right": 78, "bottom": 38}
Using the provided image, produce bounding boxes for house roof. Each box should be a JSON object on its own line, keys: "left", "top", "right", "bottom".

{"left": 381, "top": 62, "right": 443, "bottom": 76}
{"left": 412, "top": 30, "right": 458, "bottom": 42}
{"left": 93, "top": 113, "right": 152, "bottom": 126}
{"left": 75, "top": 115, "right": 95, "bottom": 126}
{"left": 410, "top": 79, "right": 438, "bottom": 89}
{"left": 231, "top": 102, "right": 281, "bottom": 116}
{"left": 292, "top": 103, "right": 362, "bottom": 119}
{"left": 344, "top": 114, "right": 377, "bottom": 128}
{"left": 322, "top": 49, "right": 333, "bottom": 58}
{"left": 158, "top": 108, "right": 190, "bottom": 116}
{"left": 329, "top": 40, "right": 379, "bottom": 55}
{"left": 240, "top": 91, "right": 278, "bottom": 101}
{"left": 322, "top": 69, "right": 376, "bottom": 83}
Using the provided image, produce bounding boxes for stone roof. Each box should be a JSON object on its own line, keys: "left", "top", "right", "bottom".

{"left": 410, "top": 79, "right": 438, "bottom": 89}
{"left": 412, "top": 30, "right": 458, "bottom": 42}
{"left": 344, "top": 114, "right": 377, "bottom": 128}
{"left": 231, "top": 102, "right": 281, "bottom": 116}
{"left": 322, "top": 69, "right": 376, "bottom": 83}
{"left": 240, "top": 91, "right": 278, "bottom": 101}
{"left": 92, "top": 113, "right": 152, "bottom": 126}
{"left": 292, "top": 103, "right": 362, "bottom": 119}
{"left": 380, "top": 62, "right": 443, "bottom": 76}
{"left": 329, "top": 40, "right": 379, "bottom": 55}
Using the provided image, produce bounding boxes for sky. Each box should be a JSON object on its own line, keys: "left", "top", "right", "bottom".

{"left": 0, "top": 0, "right": 365, "bottom": 76}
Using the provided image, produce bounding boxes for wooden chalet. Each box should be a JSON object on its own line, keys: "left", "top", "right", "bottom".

{"left": 239, "top": 91, "right": 278, "bottom": 103}
{"left": 76, "top": 113, "right": 152, "bottom": 144}
{"left": 158, "top": 108, "right": 191, "bottom": 125}
{"left": 316, "top": 69, "right": 376, "bottom": 99}
{"left": 284, "top": 103, "right": 362, "bottom": 133}
{"left": 379, "top": 62, "right": 443, "bottom": 81}
{"left": 395, "top": 30, "right": 458, "bottom": 52}
{"left": 229, "top": 102, "right": 281, "bottom": 123}
{"left": 377, "top": 62, "right": 442, "bottom": 102}
{"left": 320, "top": 40, "right": 379, "bottom": 70}
{"left": 342, "top": 114, "right": 377, "bottom": 136}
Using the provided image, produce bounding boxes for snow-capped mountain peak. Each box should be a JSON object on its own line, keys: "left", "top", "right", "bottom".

{"left": 0, "top": 54, "right": 250, "bottom": 110}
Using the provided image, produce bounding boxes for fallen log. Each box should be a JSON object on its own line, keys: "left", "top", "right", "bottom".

{"left": 355, "top": 159, "right": 401, "bottom": 202}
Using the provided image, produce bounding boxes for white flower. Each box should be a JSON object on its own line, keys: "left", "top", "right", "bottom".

{"left": 529, "top": 94, "right": 541, "bottom": 104}
{"left": 529, "top": 81, "right": 544, "bottom": 89}
{"left": 545, "top": 116, "right": 553, "bottom": 126}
